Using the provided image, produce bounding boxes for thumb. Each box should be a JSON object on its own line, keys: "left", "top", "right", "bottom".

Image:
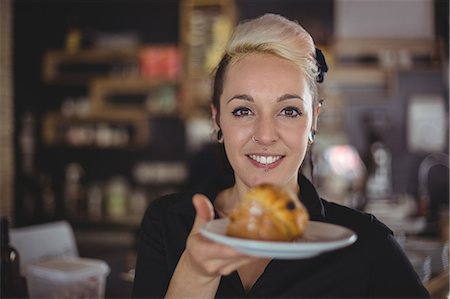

{"left": 190, "top": 194, "right": 214, "bottom": 235}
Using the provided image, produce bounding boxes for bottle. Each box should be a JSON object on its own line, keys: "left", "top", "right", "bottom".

{"left": 1, "top": 217, "right": 24, "bottom": 298}
{"left": 106, "top": 176, "right": 128, "bottom": 220}
{"left": 365, "top": 141, "right": 393, "bottom": 200}
{"left": 64, "top": 163, "right": 86, "bottom": 219}
{"left": 65, "top": 26, "right": 82, "bottom": 53}
{"left": 87, "top": 182, "right": 103, "bottom": 222}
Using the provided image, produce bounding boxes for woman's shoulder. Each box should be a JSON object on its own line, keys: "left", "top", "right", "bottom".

{"left": 144, "top": 191, "right": 197, "bottom": 219}
{"left": 320, "top": 198, "right": 393, "bottom": 238}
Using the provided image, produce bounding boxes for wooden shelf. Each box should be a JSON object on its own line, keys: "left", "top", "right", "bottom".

{"left": 70, "top": 216, "right": 143, "bottom": 230}
{"left": 41, "top": 46, "right": 184, "bottom": 149}
{"left": 179, "top": 0, "right": 236, "bottom": 118}
{"left": 43, "top": 48, "right": 139, "bottom": 84}
{"left": 42, "top": 110, "right": 150, "bottom": 148}
{"left": 425, "top": 270, "right": 449, "bottom": 299}
{"left": 332, "top": 38, "right": 442, "bottom": 70}
{"left": 90, "top": 77, "right": 179, "bottom": 116}
{"left": 326, "top": 66, "right": 389, "bottom": 88}
{"left": 43, "top": 44, "right": 180, "bottom": 85}
{"left": 325, "top": 38, "right": 443, "bottom": 95}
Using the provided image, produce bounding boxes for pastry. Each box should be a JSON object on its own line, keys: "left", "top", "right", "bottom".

{"left": 226, "top": 183, "right": 309, "bottom": 241}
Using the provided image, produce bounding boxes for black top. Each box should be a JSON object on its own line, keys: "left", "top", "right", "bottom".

{"left": 132, "top": 175, "right": 430, "bottom": 298}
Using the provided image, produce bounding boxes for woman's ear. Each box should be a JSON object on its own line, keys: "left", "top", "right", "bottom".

{"left": 210, "top": 103, "right": 220, "bottom": 131}
{"left": 312, "top": 102, "right": 322, "bottom": 132}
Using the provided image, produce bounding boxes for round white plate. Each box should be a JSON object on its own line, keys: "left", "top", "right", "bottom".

{"left": 200, "top": 219, "right": 357, "bottom": 259}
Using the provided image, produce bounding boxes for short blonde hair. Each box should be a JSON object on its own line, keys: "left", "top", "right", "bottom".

{"left": 212, "top": 14, "right": 320, "bottom": 112}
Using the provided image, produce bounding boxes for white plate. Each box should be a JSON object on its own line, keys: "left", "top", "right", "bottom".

{"left": 200, "top": 219, "right": 357, "bottom": 259}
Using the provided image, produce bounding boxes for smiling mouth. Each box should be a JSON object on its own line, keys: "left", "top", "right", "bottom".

{"left": 248, "top": 154, "right": 283, "bottom": 165}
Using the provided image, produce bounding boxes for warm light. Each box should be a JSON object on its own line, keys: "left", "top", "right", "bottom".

{"left": 324, "top": 145, "right": 365, "bottom": 179}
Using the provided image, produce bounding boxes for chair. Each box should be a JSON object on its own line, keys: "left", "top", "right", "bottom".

{"left": 10, "top": 220, "right": 78, "bottom": 274}
{"left": 417, "top": 152, "right": 449, "bottom": 220}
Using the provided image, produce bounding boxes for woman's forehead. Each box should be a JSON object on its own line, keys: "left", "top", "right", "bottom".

{"left": 221, "top": 54, "right": 312, "bottom": 103}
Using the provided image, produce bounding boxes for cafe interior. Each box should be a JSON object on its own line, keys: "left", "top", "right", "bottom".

{"left": 1, "top": 0, "right": 449, "bottom": 298}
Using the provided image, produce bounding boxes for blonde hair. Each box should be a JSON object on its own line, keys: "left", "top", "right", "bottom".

{"left": 212, "top": 14, "right": 320, "bottom": 111}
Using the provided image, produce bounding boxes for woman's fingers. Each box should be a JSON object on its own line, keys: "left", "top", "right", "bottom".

{"left": 185, "top": 193, "right": 258, "bottom": 277}
{"left": 186, "top": 233, "right": 255, "bottom": 276}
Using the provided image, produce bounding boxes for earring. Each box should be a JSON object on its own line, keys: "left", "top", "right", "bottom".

{"left": 308, "top": 131, "right": 315, "bottom": 145}
{"left": 216, "top": 129, "right": 223, "bottom": 143}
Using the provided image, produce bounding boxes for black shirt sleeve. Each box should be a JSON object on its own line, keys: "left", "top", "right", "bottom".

{"left": 368, "top": 233, "right": 430, "bottom": 298}
{"left": 323, "top": 200, "right": 430, "bottom": 298}
{"left": 132, "top": 201, "right": 170, "bottom": 299}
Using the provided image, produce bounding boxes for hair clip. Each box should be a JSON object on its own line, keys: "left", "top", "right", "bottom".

{"left": 315, "top": 48, "right": 328, "bottom": 83}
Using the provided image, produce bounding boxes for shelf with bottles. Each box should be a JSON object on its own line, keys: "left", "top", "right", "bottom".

{"left": 64, "top": 182, "right": 182, "bottom": 228}
{"left": 90, "top": 77, "right": 179, "bottom": 116}
{"left": 180, "top": 0, "right": 236, "bottom": 118}
{"left": 325, "top": 38, "right": 444, "bottom": 94}
{"left": 41, "top": 43, "right": 182, "bottom": 149}
{"left": 61, "top": 159, "right": 188, "bottom": 228}
{"left": 20, "top": 139, "right": 188, "bottom": 228}
{"left": 332, "top": 38, "right": 441, "bottom": 69}
{"left": 43, "top": 44, "right": 180, "bottom": 85}
{"left": 42, "top": 110, "right": 150, "bottom": 149}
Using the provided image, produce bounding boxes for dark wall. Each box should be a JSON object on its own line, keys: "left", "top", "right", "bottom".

{"left": 236, "top": 0, "right": 333, "bottom": 44}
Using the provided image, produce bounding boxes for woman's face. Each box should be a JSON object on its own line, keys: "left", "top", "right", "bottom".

{"left": 213, "top": 53, "right": 318, "bottom": 192}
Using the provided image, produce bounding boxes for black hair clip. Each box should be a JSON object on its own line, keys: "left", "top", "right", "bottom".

{"left": 315, "top": 48, "right": 328, "bottom": 83}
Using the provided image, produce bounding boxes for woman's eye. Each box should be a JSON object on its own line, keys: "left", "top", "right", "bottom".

{"left": 280, "top": 107, "right": 301, "bottom": 117}
{"left": 231, "top": 107, "right": 253, "bottom": 117}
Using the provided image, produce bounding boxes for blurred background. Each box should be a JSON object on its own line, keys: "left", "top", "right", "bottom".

{"left": 0, "top": 0, "right": 449, "bottom": 298}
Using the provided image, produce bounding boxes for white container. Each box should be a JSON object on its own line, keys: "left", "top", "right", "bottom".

{"left": 24, "top": 257, "right": 110, "bottom": 299}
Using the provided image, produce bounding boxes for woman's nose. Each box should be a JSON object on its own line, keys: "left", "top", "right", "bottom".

{"left": 252, "top": 116, "right": 279, "bottom": 145}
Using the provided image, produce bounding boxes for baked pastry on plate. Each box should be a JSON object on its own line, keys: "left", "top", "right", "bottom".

{"left": 226, "top": 183, "right": 309, "bottom": 241}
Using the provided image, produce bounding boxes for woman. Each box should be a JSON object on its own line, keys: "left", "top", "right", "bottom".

{"left": 132, "top": 14, "right": 430, "bottom": 298}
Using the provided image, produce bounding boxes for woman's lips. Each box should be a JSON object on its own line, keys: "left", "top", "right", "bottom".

{"left": 247, "top": 154, "right": 284, "bottom": 169}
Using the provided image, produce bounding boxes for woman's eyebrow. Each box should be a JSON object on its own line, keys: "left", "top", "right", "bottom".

{"left": 226, "top": 93, "right": 304, "bottom": 103}
{"left": 227, "top": 94, "right": 254, "bottom": 103}
{"left": 277, "top": 94, "right": 305, "bottom": 102}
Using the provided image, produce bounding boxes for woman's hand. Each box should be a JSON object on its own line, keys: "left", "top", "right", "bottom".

{"left": 165, "top": 194, "right": 256, "bottom": 299}
{"left": 185, "top": 194, "right": 256, "bottom": 277}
